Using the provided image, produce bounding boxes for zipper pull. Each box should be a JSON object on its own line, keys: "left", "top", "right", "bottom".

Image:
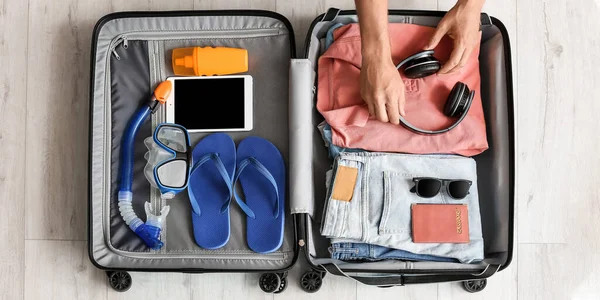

{"left": 111, "top": 35, "right": 127, "bottom": 60}
{"left": 112, "top": 49, "right": 121, "bottom": 60}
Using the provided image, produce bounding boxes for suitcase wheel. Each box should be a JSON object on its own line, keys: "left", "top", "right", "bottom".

{"left": 462, "top": 279, "right": 487, "bottom": 293}
{"left": 259, "top": 273, "right": 282, "bottom": 293}
{"left": 300, "top": 270, "right": 323, "bottom": 293}
{"left": 274, "top": 273, "right": 288, "bottom": 294}
{"left": 107, "top": 271, "right": 132, "bottom": 292}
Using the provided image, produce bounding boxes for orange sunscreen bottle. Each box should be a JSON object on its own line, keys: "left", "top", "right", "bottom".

{"left": 172, "top": 46, "right": 248, "bottom": 76}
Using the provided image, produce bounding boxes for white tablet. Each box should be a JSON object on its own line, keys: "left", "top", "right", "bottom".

{"left": 166, "top": 75, "right": 253, "bottom": 132}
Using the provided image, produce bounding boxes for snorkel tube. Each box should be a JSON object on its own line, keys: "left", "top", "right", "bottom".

{"left": 118, "top": 81, "right": 172, "bottom": 250}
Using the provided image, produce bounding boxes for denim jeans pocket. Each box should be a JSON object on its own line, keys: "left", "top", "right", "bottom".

{"left": 378, "top": 172, "right": 413, "bottom": 235}
{"left": 321, "top": 158, "right": 365, "bottom": 240}
{"left": 379, "top": 171, "right": 448, "bottom": 235}
{"left": 378, "top": 171, "right": 446, "bottom": 235}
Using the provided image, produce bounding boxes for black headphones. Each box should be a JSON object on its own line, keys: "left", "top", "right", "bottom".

{"left": 395, "top": 50, "right": 475, "bottom": 135}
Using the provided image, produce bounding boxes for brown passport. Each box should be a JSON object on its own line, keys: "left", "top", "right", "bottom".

{"left": 411, "top": 204, "right": 470, "bottom": 243}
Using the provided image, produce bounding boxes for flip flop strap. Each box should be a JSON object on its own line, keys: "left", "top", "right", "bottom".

{"left": 189, "top": 153, "right": 233, "bottom": 216}
{"left": 233, "top": 157, "right": 280, "bottom": 219}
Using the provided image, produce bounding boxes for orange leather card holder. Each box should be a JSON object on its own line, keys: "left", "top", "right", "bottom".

{"left": 411, "top": 204, "right": 470, "bottom": 243}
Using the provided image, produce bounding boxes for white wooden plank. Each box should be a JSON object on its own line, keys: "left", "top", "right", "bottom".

{"left": 191, "top": 273, "right": 273, "bottom": 300}
{"left": 516, "top": 0, "right": 600, "bottom": 243}
{"left": 24, "top": 240, "right": 107, "bottom": 300}
{"left": 519, "top": 243, "right": 600, "bottom": 300}
{"left": 437, "top": 263, "right": 517, "bottom": 300}
{"left": 357, "top": 281, "right": 437, "bottom": 300}
{"left": 516, "top": 0, "right": 600, "bottom": 297}
{"left": 0, "top": 0, "right": 28, "bottom": 298}
{"left": 516, "top": 0, "right": 568, "bottom": 244}
{"left": 388, "top": 0, "right": 437, "bottom": 9}
{"left": 194, "top": 0, "right": 276, "bottom": 10}
{"left": 273, "top": 260, "right": 356, "bottom": 300}
{"left": 25, "top": 0, "right": 111, "bottom": 240}
{"left": 109, "top": 273, "right": 191, "bottom": 300}
{"left": 110, "top": 0, "right": 193, "bottom": 11}
{"left": 148, "top": 0, "right": 194, "bottom": 11}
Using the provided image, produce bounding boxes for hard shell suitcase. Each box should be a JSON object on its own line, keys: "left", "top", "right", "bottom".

{"left": 293, "top": 8, "right": 514, "bottom": 293}
{"left": 88, "top": 7, "right": 514, "bottom": 293}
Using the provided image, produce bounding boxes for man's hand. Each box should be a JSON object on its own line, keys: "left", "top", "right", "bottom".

{"left": 360, "top": 56, "right": 406, "bottom": 124}
{"left": 424, "top": 0, "right": 485, "bottom": 74}
{"left": 355, "top": 0, "right": 406, "bottom": 123}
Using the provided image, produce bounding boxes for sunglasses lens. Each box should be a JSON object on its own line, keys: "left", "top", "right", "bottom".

{"left": 416, "top": 179, "right": 442, "bottom": 198}
{"left": 448, "top": 181, "right": 471, "bottom": 199}
{"left": 157, "top": 160, "right": 188, "bottom": 188}
{"left": 157, "top": 126, "right": 187, "bottom": 152}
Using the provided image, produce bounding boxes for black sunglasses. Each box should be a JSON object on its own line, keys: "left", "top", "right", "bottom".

{"left": 410, "top": 177, "right": 472, "bottom": 200}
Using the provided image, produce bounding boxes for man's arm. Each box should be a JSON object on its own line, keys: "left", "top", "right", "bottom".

{"left": 355, "top": 0, "right": 406, "bottom": 124}
{"left": 355, "top": 0, "right": 392, "bottom": 63}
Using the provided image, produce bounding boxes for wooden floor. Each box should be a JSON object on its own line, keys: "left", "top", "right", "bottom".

{"left": 1, "top": 0, "right": 599, "bottom": 299}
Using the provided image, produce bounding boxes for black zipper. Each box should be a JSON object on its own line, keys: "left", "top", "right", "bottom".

{"left": 88, "top": 10, "right": 297, "bottom": 274}
{"left": 300, "top": 9, "right": 516, "bottom": 279}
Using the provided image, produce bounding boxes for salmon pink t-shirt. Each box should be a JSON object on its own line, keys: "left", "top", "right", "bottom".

{"left": 317, "top": 23, "right": 488, "bottom": 156}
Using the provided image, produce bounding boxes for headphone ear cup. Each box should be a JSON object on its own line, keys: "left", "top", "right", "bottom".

{"left": 403, "top": 56, "right": 441, "bottom": 79}
{"left": 444, "top": 82, "right": 473, "bottom": 117}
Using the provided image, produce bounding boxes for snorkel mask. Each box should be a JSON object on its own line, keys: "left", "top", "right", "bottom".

{"left": 144, "top": 123, "right": 192, "bottom": 198}
{"left": 118, "top": 81, "right": 192, "bottom": 250}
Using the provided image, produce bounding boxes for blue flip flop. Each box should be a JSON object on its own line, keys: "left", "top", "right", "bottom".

{"left": 188, "top": 133, "right": 236, "bottom": 249}
{"left": 234, "top": 137, "right": 286, "bottom": 254}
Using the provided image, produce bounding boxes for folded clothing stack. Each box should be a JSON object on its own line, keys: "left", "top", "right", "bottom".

{"left": 317, "top": 23, "right": 487, "bottom": 156}
{"left": 320, "top": 152, "right": 484, "bottom": 264}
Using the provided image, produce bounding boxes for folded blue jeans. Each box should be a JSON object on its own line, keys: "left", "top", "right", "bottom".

{"left": 320, "top": 152, "right": 484, "bottom": 263}
{"left": 330, "top": 242, "right": 458, "bottom": 262}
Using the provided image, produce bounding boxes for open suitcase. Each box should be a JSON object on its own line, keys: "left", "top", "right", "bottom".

{"left": 88, "top": 7, "right": 514, "bottom": 293}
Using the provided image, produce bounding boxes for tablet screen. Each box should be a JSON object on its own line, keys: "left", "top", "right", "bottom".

{"left": 174, "top": 78, "right": 246, "bottom": 130}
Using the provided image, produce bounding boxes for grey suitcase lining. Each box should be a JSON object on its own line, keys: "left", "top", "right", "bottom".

{"left": 91, "top": 14, "right": 296, "bottom": 270}
{"left": 290, "top": 14, "right": 512, "bottom": 272}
